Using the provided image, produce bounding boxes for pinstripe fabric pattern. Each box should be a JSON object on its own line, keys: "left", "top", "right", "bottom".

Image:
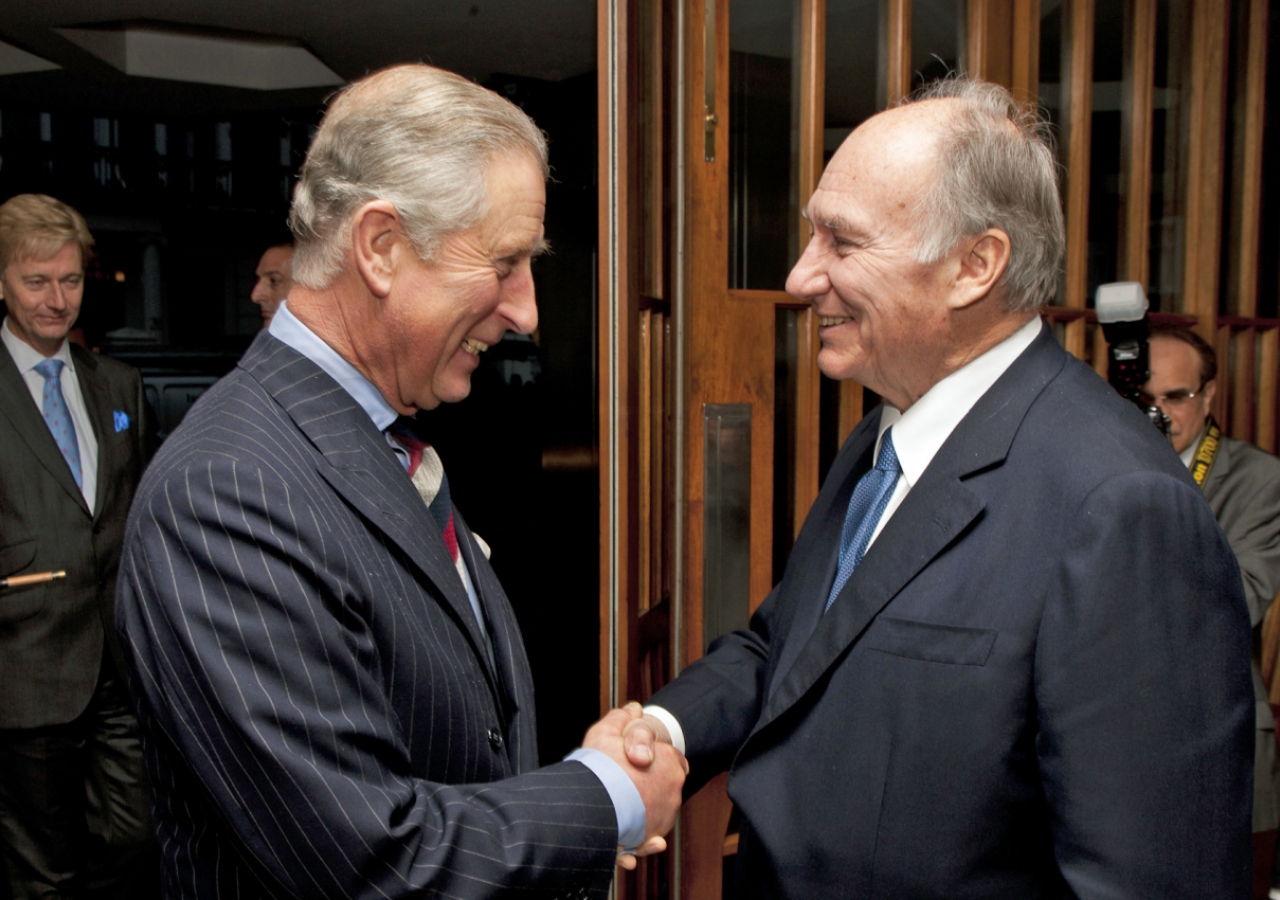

{"left": 115, "top": 332, "right": 615, "bottom": 899}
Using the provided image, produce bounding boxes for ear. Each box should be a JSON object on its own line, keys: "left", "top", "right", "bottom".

{"left": 949, "top": 228, "right": 1012, "bottom": 310}
{"left": 1203, "top": 377, "right": 1218, "bottom": 408}
{"left": 351, "top": 200, "right": 405, "bottom": 299}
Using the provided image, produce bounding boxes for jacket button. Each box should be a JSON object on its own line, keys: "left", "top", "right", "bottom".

{"left": 487, "top": 727, "right": 503, "bottom": 750}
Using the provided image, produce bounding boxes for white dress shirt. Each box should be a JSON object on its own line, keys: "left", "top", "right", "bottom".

{"left": 2, "top": 318, "right": 98, "bottom": 514}
{"left": 646, "top": 315, "right": 1044, "bottom": 754}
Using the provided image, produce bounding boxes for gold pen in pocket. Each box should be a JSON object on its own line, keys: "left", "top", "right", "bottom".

{"left": 1, "top": 570, "right": 66, "bottom": 589}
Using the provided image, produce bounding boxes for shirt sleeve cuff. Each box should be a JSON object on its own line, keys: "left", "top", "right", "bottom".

{"left": 641, "top": 705, "right": 687, "bottom": 756}
{"left": 565, "top": 748, "right": 646, "bottom": 849}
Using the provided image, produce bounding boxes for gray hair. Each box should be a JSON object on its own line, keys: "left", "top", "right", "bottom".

{"left": 902, "top": 78, "right": 1064, "bottom": 313}
{"left": 289, "top": 64, "right": 549, "bottom": 289}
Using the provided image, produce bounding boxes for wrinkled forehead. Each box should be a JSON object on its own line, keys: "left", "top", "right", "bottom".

{"left": 819, "top": 103, "right": 946, "bottom": 205}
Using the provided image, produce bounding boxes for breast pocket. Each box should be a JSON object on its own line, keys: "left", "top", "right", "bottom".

{"left": 863, "top": 615, "right": 997, "bottom": 667}
{"left": 0, "top": 538, "right": 48, "bottom": 625}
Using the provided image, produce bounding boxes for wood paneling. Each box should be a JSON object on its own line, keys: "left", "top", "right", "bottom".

{"left": 1181, "top": 0, "right": 1230, "bottom": 338}
{"left": 1259, "top": 328, "right": 1279, "bottom": 453}
{"left": 1012, "top": 0, "right": 1041, "bottom": 99}
{"left": 885, "top": 0, "right": 912, "bottom": 105}
{"left": 1059, "top": 0, "right": 1094, "bottom": 360}
{"left": 1226, "top": 0, "right": 1269, "bottom": 318}
{"left": 967, "top": 0, "right": 1014, "bottom": 87}
{"left": 1119, "top": 0, "right": 1156, "bottom": 285}
{"left": 1232, "top": 327, "right": 1256, "bottom": 440}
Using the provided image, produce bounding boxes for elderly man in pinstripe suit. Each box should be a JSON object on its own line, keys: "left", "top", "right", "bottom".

{"left": 115, "top": 64, "right": 686, "bottom": 900}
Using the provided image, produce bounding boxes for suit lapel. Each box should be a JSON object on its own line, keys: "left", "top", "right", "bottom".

{"left": 71, "top": 347, "right": 113, "bottom": 520}
{"left": 0, "top": 341, "right": 89, "bottom": 516}
{"left": 239, "top": 334, "right": 503, "bottom": 699}
{"left": 754, "top": 322, "right": 1067, "bottom": 738}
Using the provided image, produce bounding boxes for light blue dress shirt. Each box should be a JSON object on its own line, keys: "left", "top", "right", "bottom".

{"left": 267, "top": 302, "right": 646, "bottom": 848}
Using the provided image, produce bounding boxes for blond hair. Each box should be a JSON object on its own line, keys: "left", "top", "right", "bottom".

{"left": 0, "top": 194, "right": 94, "bottom": 272}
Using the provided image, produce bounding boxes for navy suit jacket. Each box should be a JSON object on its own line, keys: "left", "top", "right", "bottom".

{"left": 651, "top": 323, "right": 1254, "bottom": 898}
{"left": 116, "top": 332, "right": 617, "bottom": 899}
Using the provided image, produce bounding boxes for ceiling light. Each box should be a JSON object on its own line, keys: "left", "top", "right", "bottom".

{"left": 56, "top": 24, "right": 343, "bottom": 91}
{"left": 0, "top": 40, "right": 60, "bottom": 76}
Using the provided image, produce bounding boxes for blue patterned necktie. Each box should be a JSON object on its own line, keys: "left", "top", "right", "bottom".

{"left": 34, "top": 358, "right": 83, "bottom": 489}
{"left": 824, "top": 428, "right": 901, "bottom": 612}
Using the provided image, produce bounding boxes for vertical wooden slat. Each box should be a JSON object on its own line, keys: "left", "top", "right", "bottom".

{"left": 1258, "top": 328, "right": 1279, "bottom": 454}
{"left": 651, "top": 310, "right": 667, "bottom": 609}
{"left": 1214, "top": 324, "right": 1233, "bottom": 429}
{"left": 1011, "top": 0, "right": 1041, "bottom": 99}
{"left": 1228, "top": 0, "right": 1269, "bottom": 318}
{"left": 1119, "top": 0, "right": 1157, "bottom": 285}
{"left": 794, "top": 0, "right": 825, "bottom": 522}
{"left": 638, "top": 310, "right": 653, "bottom": 615}
{"left": 1232, "top": 327, "right": 1256, "bottom": 441}
{"left": 968, "top": 0, "right": 1014, "bottom": 87}
{"left": 1181, "top": 0, "right": 1230, "bottom": 339}
{"left": 1060, "top": 0, "right": 1095, "bottom": 360}
{"left": 794, "top": 309, "right": 822, "bottom": 536}
{"left": 885, "top": 0, "right": 912, "bottom": 104}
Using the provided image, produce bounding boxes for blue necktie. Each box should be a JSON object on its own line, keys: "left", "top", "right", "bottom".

{"left": 34, "top": 358, "right": 83, "bottom": 489}
{"left": 824, "top": 428, "right": 901, "bottom": 612}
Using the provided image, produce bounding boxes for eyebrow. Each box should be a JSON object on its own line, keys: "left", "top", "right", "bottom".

{"left": 802, "top": 206, "right": 866, "bottom": 237}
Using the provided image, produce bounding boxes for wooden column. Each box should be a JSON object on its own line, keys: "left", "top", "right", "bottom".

{"left": 1181, "top": 0, "right": 1230, "bottom": 339}
{"left": 1119, "top": 0, "right": 1157, "bottom": 285}
{"left": 1060, "top": 0, "right": 1095, "bottom": 359}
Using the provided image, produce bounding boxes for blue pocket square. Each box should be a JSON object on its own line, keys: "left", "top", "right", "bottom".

{"left": 113, "top": 410, "right": 130, "bottom": 432}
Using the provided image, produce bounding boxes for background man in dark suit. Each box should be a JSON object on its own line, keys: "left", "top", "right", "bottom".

{"left": 249, "top": 240, "right": 294, "bottom": 328}
{"left": 116, "top": 64, "right": 685, "bottom": 900}
{"left": 0, "top": 193, "right": 156, "bottom": 899}
{"left": 1144, "top": 325, "right": 1280, "bottom": 898}
{"left": 626, "top": 78, "right": 1253, "bottom": 897}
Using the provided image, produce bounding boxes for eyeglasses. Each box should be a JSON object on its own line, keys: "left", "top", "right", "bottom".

{"left": 1137, "top": 387, "right": 1205, "bottom": 407}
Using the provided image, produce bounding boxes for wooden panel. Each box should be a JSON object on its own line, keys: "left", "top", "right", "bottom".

{"left": 680, "top": 774, "right": 734, "bottom": 900}
{"left": 1214, "top": 324, "right": 1232, "bottom": 429}
{"left": 1258, "top": 328, "right": 1279, "bottom": 454}
{"left": 1232, "top": 327, "right": 1256, "bottom": 441}
{"left": 1060, "top": 0, "right": 1095, "bottom": 342}
{"left": 638, "top": 311, "right": 654, "bottom": 615}
{"left": 837, "top": 379, "right": 865, "bottom": 445}
{"left": 967, "top": 0, "right": 1014, "bottom": 87}
{"left": 1119, "top": 0, "right": 1156, "bottom": 285}
{"left": 1226, "top": 0, "right": 1269, "bottom": 318}
{"left": 1011, "top": 0, "right": 1041, "bottom": 99}
{"left": 885, "top": 0, "right": 912, "bottom": 105}
{"left": 1181, "top": 0, "right": 1230, "bottom": 338}
{"left": 598, "top": 0, "right": 642, "bottom": 713}
{"left": 794, "top": 309, "right": 822, "bottom": 536}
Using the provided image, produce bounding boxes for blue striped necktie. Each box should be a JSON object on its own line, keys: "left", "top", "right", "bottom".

{"left": 824, "top": 428, "right": 901, "bottom": 613}
{"left": 34, "top": 358, "right": 83, "bottom": 489}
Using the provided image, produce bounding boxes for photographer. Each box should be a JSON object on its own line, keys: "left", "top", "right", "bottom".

{"left": 1144, "top": 324, "right": 1280, "bottom": 897}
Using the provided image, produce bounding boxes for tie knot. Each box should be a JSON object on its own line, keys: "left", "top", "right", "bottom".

{"left": 875, "top": 428, "right": 900, "bottom": 474}
{"left": 34, "top": 358, "right": 65, "bottom": 381}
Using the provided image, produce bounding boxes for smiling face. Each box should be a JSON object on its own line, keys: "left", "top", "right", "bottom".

{"left": 0, "top": 240, "right": 85, "bottom": 357}
{"left": 383, "top": 152, "right": 546, "bottom": 412}
{"left": 786, "top": 106, "right": 964, "bottom": 410}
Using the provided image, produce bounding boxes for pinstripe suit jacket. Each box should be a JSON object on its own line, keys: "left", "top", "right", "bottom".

{"left": 116, "top": 332, "right": 617, "bottom": 899}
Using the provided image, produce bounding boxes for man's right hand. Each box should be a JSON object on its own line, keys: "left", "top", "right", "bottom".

{"left": 582, "top": 704, "right": 687, "bottom": 852}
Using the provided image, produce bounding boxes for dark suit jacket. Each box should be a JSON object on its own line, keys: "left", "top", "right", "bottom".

{"left": 1200, "top": 433, "right": 1280, "bottom": 830}
{"left": 651, "top": 323, "right": 1253, "bottom": 898}
{"left": 0, "top": 340, "right": 152, "bottom": 729}
{"left": 115, "top": 332, "right": 617, "bottom": 900}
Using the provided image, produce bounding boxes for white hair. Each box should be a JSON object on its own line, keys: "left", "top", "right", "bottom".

{"left": 289, "top": 64, "right": 549, "bottom": 289}
{"left": 902, "top": 78, "right": 1064, "bottom": 313}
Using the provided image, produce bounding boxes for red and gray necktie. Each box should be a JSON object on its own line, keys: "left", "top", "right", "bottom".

{"left": 387, "top": 421, "right": 458, "bottom": 562}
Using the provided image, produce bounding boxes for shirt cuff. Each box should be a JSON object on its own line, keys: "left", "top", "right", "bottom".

{"left": 565, "top": 748, "right": 646, "bottom": 849}
{"left": 641, "top": 705, "right": 686, "bottom": 756}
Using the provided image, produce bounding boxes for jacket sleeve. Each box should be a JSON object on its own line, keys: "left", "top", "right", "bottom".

{"left": 1213, "top": 447, "right": 1280, "bottom": 627}
{"left": 1036, "top": 470, "right": 1253, "bottom": 898}
{"left": 116, "top": 454, "right": 617, "bottom": 899}
{"left": 647, "top": 587, "right": 779, "bottom": 796}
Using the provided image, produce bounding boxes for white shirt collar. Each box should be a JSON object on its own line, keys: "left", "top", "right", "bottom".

{"left": 876, "top": 315, "right": 1042, "bottom": 487}
{"left": 1179, "top": 424, "right": 1207, "bottom": 468}
{"left": 1, "top": 317, "right": 73, "bottom": 374}
{"left": 267, "top": 300, "right": 399, "bottom": 432}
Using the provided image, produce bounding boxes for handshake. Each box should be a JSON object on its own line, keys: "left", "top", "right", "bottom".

{"left": 582, "top": 701, "right": 686, "bottom": 869}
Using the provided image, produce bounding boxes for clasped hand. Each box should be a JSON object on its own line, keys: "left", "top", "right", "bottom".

{"left": 582, "top": 702, "right": 685, "bottom": 870}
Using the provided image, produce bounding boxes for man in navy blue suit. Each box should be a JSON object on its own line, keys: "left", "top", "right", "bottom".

{"left": 627, "top": 78, "right": 1253, "bottom": 897}
{"left": 116, "top": 64, "right": 685, "bottom": 900}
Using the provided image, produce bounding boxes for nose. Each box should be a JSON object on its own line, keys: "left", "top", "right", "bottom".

{"left": 250, "top": 279, "right": 267, "bottom": 305}
{"left": 499, "top": 263, "right": 539, "bottom": 335}
{"left": 785, "top": 235, "right": 830, "bottom": 301}
{"left": 47, "top": 281, "right": 69, "bottom": 311}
